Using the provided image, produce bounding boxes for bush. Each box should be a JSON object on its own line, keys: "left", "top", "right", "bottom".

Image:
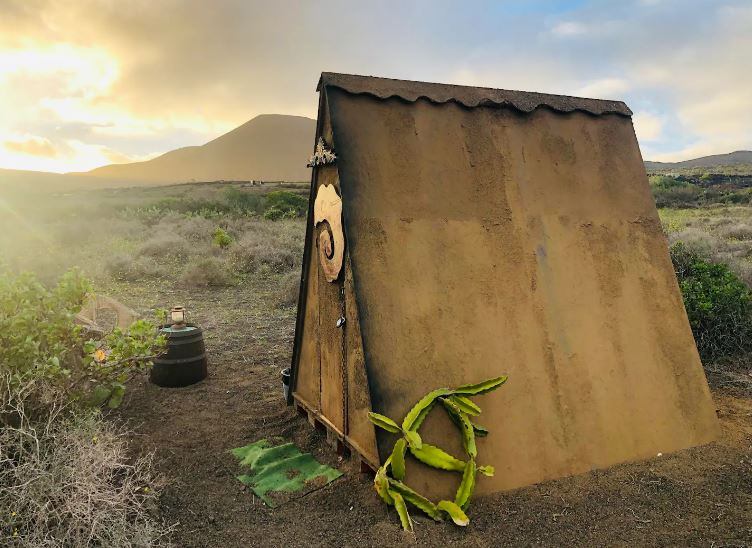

{"left": 719, "top": 222, "right": 752, "bottom": 241}
{"left": 653, "top": 185, "right": 702, "bottom": 208}
{"left": 668, "top": 228, "right": 722, "bottom": 258}
{"left": 231, "top": 241, "right": 298, "bottom": 274}
{"left": 263, "top": 191, "right": 307, "bottom": 220}
{"left": 212, "top": 227, "right": 234, "bottom": 249}
{"left": 0, "top": 377, "right": 171, "bottom": 546}
{"left": 154, "top": 214, "right": 215, "bottom": 242}
{"left": 276, "top": 271, "right": 301, "bottom": 308}
{"left": 224, "top": 186, "right": 264, "bottom": 214}
{"left": 138, "top": 232, "right": 190, "bottom": 259}
{"left": 153, "top": 196, "right": 229, "bottom": 216}
{"left": 650, "top": 175, "right": 703, "bottom": 207}
{"left": 106, "top": 254, "right": 166, "bottom": 282}
{"left": 180, "top": 257, "right": 234, "bottom": 287}
{"left": 0, "top": 269, "right": 165, "bottom": 411}
{"left": 263, "top": 205, "right": 289, "bottom": 221}
{"left": 670, "top": 242, "right": 752, "bottom": 362}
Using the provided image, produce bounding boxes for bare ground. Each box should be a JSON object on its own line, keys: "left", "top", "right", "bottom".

{"left": 114, "top": 281, "right": 752, "bottom": 548}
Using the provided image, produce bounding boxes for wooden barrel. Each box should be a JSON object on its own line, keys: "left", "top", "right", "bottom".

{"left": 150, "top": 324, "right": 208, "bottom": 387}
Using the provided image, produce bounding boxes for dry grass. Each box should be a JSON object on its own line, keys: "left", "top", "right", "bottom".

{"left": 152, "top": 214, "right": 216, "bottom": 243}
{"left": 661, "top": 208, "right": 752, "bottom": 286}
{"left": 276, "top": 270, "right": 301, "bottom": 308}
{"left": 229, "top": 221, "right": 302, "bottom": 275}
{"left": 0, "top": 376, "right": 172, "bottom": 547}
{"left": 138, "top": 232, "right": 191, "bottom": 259}
{"left": 718, "top": 222, "right": 752, "bottom": 241}
{"left": 180, "top": 257, "right": 235, "bottom": 287}
{"left": 0, "top": 182, "right": 310, "bottom": 546}
{"left": 106, "top": 254, "right": 168, "bottom": 282}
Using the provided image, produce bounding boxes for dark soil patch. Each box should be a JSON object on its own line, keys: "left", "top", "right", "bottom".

{"left": 115, "top": 281, "right": 752, "bottom": 547}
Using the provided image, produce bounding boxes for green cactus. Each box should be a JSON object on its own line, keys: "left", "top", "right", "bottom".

{"left": 366, "top": 375, "right": 507, "bottom": 531}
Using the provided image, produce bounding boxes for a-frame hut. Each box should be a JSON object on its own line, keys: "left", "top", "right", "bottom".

{"left": 290, "top": 72, "right": 719, "bottom": 500}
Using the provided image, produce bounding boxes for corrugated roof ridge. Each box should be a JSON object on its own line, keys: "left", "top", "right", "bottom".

{"left": 318, "top": 72, "right": 632, "bottom": 117}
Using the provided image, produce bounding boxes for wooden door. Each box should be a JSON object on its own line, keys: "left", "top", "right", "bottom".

{"left": 316, "top": 172, "right": 346, "bottom": 433}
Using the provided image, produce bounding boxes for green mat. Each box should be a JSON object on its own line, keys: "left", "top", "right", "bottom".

{"left": 231, "top": 439, "right": 343, "bottom": 507}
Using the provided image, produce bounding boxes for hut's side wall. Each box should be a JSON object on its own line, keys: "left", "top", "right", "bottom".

{"left": 327, "top": 88, "right": 719, "bottom": 498}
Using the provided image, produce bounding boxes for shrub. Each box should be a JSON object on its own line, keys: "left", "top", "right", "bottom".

{"left": 263, "top": 190, "right": 307, "bottom": 220}
{"left": 138, "top": 232, "right": 190, "bottom": 259}
{"left": 718, "top": 222, "right": 752, "bottom": 241}
{"left": 180, "top": 257, "right": 234, "bottom": 287}
{"left": 0, "top": 269, "right": 165, "bottom": 412}
{"left": 650, "top": 175, "right": 703, "bottom": 207}
{"left": 670, "top": 242, "right": 752, "bottom": 362}
{"left": 106, "top": 254, "right": 166, "bottom": 282}
{"left": 212, "top": 227, "right": 234, "bottom": 249}
{"left": 0, "top": 376, "right": 171, "bottom": 546}
{"left": 263, "top": 205, "right": 286, "bottom": 221}
{"left": 669, "top": 227, "right": 752, "bottom": 286}
{"left": 668, "top": 228, "right": 722, "bottom": 258}
{"left": 224, "top": 186, "right": 263, "bottom": 214}
{"left": 654, "top": 185, "right": 702, "bottom": 208}
{"left": 231, "top": 241, "right": 298, "bottom": 274}
{"left": 276, "top": 271, "right": 301, "bottom": 308}
{"left": 156, "top": 214, "right": 215, "bottom": 242}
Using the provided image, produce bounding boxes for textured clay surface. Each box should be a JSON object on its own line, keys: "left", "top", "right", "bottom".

{"left": 325, "top": 87, "right": 719, "bottom": 500}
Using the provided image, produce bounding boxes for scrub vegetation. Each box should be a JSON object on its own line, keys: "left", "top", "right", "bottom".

{"left": 650, "top": 166, "right": 752, "bottom": 368}
{"left": 1, "top": 177, "right": 751, "bottom": 545}
{"left": 0, "top": 182, "right": 307, "bottom": 546}
{"left": 659, "top": 206, "right": 752, "bottom": 367}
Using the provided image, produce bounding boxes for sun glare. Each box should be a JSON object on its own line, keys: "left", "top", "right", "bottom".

{"left": 0, "top": 44, "right": 122, "bottom": 173}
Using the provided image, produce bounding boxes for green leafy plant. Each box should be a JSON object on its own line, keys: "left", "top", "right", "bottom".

{"left": 670, "top": 242, "right": 752, "bottom": 362}
{"left": 650, "top": 175, "right": 702, "bottom": 208}
{"left": 0, "top": 268, "right": 166, "bottom": 412}
{"left": 224, "top": 186, "right": 263, "bottom": 213}
{"left": 263, "top": 190, "right": 307, "bottom": 220}
{"left": 368, "top": 375, "right": 507, "bottom": 531}
{"left": 212, "top": 227, "right": 234, "bottom": 249}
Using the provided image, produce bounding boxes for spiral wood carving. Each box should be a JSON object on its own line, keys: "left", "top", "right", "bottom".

{"left": 313, "top": 183, "right": 344, "bottom": 282}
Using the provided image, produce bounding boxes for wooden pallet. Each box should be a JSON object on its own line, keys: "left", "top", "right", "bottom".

{"left": 294, "top": 399, "right": 377, "bottom": 474}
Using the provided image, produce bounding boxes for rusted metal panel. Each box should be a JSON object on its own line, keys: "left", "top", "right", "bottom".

{"left": 325, "top": 85, "right": 718, "bottom": 499}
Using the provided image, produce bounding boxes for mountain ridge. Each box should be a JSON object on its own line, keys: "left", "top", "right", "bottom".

{"left": 83, "top": 114, "right": 315, "bottom": 184}
{"left": 645, "top": 150, "right": 752, "bottom": 170}
{"left": 2, "top": 112, "right": 750, "bottom": 187}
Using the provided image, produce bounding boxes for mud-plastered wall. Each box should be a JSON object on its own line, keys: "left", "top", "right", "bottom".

{"left": 327, "top": 88, "right": 719, "bottom": 500}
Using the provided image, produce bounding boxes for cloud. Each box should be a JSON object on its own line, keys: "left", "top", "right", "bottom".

{"left": 551, "top": 21, "right": 589, "bottom": 37}
{"left": 575, "top": 78, "right": 631, "bottom": 99}
{"left": 632, "top": 112, "right": 664, "bottom": 142}
{"left": 0, "top": 0, "right": 749, "bottom": 169}
{"left": 4, "top": 136, "right": 59, "bottom": 157}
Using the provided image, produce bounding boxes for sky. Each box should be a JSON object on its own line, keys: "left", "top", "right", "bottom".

{"left": 0, "top": 0, "right": 749, "bottom": 173}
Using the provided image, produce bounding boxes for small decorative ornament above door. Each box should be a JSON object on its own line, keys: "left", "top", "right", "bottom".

{"left": 307, "top": 137, "right": 337, "bottom": 167}
{"left": 313, "top": 183, "right": 344, "bottom": 282}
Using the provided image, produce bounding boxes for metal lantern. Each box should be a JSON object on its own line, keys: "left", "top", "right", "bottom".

{"left": 170, "top": 306, "right": 186, "bottom": 327}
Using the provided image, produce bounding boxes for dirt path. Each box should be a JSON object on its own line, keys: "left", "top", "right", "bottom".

{"left": 115, "top": 282, "right": 752, "bottom": 547}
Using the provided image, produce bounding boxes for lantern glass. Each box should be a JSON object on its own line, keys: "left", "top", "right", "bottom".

{"left": 170, "top": 306, "right": 185, "bottom": 324}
